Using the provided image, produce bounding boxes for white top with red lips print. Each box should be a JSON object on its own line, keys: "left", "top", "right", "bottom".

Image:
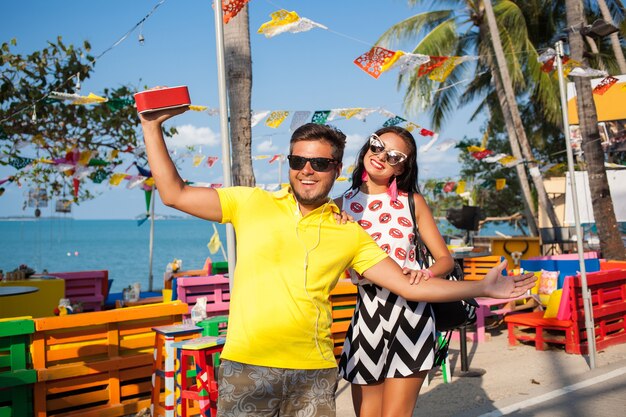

{"left": 343, "top": 189, "right": 419, "bottom": 286}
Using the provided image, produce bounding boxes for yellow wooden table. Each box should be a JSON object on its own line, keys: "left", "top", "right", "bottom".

{"left": 0, "top": 278, "right": 65, "bottom": 318}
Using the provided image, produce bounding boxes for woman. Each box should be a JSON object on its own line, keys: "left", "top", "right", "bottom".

{"left": 336, "top": 126, "right": 454, "bottom": 417}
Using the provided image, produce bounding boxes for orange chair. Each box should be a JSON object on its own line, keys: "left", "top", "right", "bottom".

{"left": 462, "top": 256, "right": 503, "bottom": 281}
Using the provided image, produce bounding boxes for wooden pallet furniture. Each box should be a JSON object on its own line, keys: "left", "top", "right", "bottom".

{"left": 329, "top": 280, "right": 358, "bottom": 362}
{"left": 32, "top": 301, "right": 188, "bottom": 417}
{"left": 171, "top": 336, "right": 225, "bottom": 417}
{"left": 48, "top": 270, "right": 109, "bottom": 312}
{"left": 520, "top": 257, "right": 601, "bottom": 288}
{"left": 0, "top": 318, "right": 37, "bottom": 417}
{"left": 505, "top": 269, "right": 626, "bottom": 354}
{"left": 462, "top": 255, "right": 502, "bottom": 281}
{"left": 163, "top": 258, "right": 212, "bottom": 291}
{"left": 151, "top": 324, "right": 203, "bottom": 417}
{"left": 176, "top": 275, "right": 231, "bottom": 319}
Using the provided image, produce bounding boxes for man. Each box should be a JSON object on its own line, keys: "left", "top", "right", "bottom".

{"left": 139, "top": 104, "right": 535, "bottom": 416}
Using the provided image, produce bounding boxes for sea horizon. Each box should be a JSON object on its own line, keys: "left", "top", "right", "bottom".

{"left": 1, "top": 217, "right": 528, "bottom": 295}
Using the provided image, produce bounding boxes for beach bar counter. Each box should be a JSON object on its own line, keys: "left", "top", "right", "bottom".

{"left": 0, "top": 278, "right": 64, "bottom": 319}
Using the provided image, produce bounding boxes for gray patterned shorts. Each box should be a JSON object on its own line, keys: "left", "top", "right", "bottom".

{"left": 217, "top": 360, "right": 339, "bottom": 417}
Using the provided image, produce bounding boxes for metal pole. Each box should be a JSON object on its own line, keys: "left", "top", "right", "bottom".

{"left": 148, "top": 186, "right": 156, "bottom": 292}
{"left": 555, "top": 40, "right": 597, "bottom": 368}
{"left": 213, "top": 0, "right": 236, "bottom": 286}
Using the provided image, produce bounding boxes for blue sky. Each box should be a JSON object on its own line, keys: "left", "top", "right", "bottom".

{"left": 1, "top": 0, "right": 483, "bottom": 219}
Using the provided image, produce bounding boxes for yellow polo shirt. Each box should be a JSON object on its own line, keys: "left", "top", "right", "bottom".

{"left": 216, "top": 186, "right": 387, "bottom": 369}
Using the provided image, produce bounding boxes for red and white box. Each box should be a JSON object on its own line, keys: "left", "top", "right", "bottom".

{"left": 134, "top": 86, "right": 191, "bottom": 114}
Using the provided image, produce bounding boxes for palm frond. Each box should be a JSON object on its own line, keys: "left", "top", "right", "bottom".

{"left": 375, "top": 10, "right": 454, "bottom": 49}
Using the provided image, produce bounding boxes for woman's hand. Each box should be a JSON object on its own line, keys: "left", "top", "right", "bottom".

{"left": 333, "top": 210, "right": 354, "bottom": 224}
{"left": 404, "top": 268, "right": 433, "bottom": 285}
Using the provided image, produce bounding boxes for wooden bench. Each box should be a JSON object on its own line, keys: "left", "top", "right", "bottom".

{"left": 176, "top": 275, "right": 231, "bottom": 318}
{"left": 505, "top": 269, "right": 626, "bottom": 354}
{"left": 0, "top": 318, "right": 37, "bottom": 417}
{"left": 329, "top": 280, "right": 358, "bottom": 362}
{"left": 462, "top": 256, "right": 502, "bottom": 281}
{"left": 32, "top": 301, "right": 188, "bottom": 417}
{"left": 48, "top": 270, "right": 108, "bottom": 312}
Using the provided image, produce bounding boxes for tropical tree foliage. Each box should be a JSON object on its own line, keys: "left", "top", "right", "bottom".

{"left": 0, "top": 38, "right": 175, "bottom": 205}
{"left": 375, "top": 0, "right": 566, "bottom": 233}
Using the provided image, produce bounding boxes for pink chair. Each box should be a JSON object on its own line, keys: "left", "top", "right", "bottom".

{"left": 48, "top": 270, "right": 108, "bottom": 311}
{"left": 176, "top": 275, "right": 230, "bottom": 318}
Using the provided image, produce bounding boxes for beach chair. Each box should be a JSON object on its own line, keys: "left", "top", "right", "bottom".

{"left": 176, "top": 275, "right": 231, "bottom": 319}
{"left": 48, "top": 270, "right": 108, "bottom": 311}
{"left": 329, "top": 279, "right": 358, "bottom": 362}
{"left": 505, "top": 269, "right": 626, "bottom": 354}
{"left": 462, "top": 256, "right": 503, "bottom": 281}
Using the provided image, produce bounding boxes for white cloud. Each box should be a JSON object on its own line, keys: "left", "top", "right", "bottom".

{"left": 256, "top": 139, "right": 278, "bottom": 153}
{"left": 417, "top": 149, "right": 460, "bottom": 178}
{"left": 166, "top": 125, "right": 219, "bottom": 148}
{"left": 345, "top": 133, "right": 366, "bottom": 152}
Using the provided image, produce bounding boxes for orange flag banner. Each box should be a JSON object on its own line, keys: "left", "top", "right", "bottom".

{"left": 354, "top": 47, "right": 396, "bottom": 79}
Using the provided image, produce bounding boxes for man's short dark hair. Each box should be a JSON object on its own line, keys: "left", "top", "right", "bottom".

{"left": 289, "top": 123, "right": 346, "bottom": 162}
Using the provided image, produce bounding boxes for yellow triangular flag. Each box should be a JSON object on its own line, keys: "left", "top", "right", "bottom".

{"left": 495, "top": 178, "right": 506, "bottom": 191}
{"left": 207, "top": 229, "right": 222, "bottom": 255}
{"left": 109, "top": 173, "right": 127, "bottom": 186}
{"left": 455, "top": 181, "right": 466, "bottom": 195}
{"left": 71, "top": 92, "right": 107, "bottom": 105}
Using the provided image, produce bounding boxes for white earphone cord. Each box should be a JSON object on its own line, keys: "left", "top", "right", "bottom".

{"left": 296, "top": 200, "right": 334, "bottom": 363}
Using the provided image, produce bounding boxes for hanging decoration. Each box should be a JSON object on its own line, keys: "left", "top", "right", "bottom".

{"left": 8, "top": 157, "right": 34, "bottom": 170}
{"left": 206, "top": 156, "right": 219, "bottom": 168}
{"left": 418, "top": 56, "right": 449, "bottom": 77}
{"left": 251, "top": 110, "right": 270, "bottom": 127}
{"left": 290, "top": 110, "right": 312, "bottom": 132}
{"left": 443, "top": 181, "right": 456, "bottom": 192}
{"left": 593, "top": 76, "right": 619, "bottom": 95}
{"left": 380, "top": 51, "right": 430, "bottom": 75}
{"left": 455, "top": 181, "right": 466, "bottom": 194}
{"left": 193, "top": 154, "right": 205, "bottom": 167}
{"left": 382, "top": 116, "right": 406, "bottom": 127}
{"left": 258, "top": 9, "right": 327, "bottom": 38}
{"left": 495, "top": 178, "right": 506, "bottom": 191}
{"left": 265, "top": 111, "right": 290, "bottom": 128}
{"left": 354, "top": 46, "right": 396, "bottom": 79}
{"left": 311, "top": 110, "right": 331, "bottom": 124}
{"left": 49, "top": 92, "right": 107, "bottom": 105}
{"left": 222, "top": 0, "right": 250, "bottom": 24}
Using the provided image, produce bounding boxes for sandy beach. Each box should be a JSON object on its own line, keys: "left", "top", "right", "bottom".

{"left": 335, "top": 323, "right": 626, "bottom": 416}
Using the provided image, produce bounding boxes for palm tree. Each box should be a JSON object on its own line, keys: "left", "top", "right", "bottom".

{"left": 224, "top": 4, "right": 255, "bottom": 186}
{"left": 595, "top": 0, "right": 626, "bottom": 72}
{"left": 565, "top": 0, "right": 625, "bottom": 259}
{"left": 376, "top": 0, "right": 563, "bottom": 234}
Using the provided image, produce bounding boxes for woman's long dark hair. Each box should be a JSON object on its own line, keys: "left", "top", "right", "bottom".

{"left": 348, "top": 125, "right": 420, "bottom": 194}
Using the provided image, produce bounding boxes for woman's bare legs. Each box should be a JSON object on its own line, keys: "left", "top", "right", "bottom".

{"left": 351, "top": 370, "right": 429, "bottom": 417}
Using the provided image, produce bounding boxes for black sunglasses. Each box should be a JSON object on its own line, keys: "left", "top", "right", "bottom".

{"left": 287, "top": 155, "right": 339, "bottom": 172}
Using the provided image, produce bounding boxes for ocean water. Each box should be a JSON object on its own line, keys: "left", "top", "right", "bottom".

{"left": 0, "top": 218, "right": 526, "bottom": 293}
{"left": 0, "top": 218, "right": 227, "bottom": 293}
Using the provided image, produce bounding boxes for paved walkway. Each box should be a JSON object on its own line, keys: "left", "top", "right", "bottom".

{"left": 334, "top": 323, "right": 626, "bottom": 417}
{"left": 471, "top": 361, "right": 626, "bottom": 417}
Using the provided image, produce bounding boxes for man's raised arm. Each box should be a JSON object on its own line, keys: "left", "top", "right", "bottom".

{"left": 139, "top": 104, "right": 222, "bottom": 222}
{"left": 362, "top": 257, "right": 536, "bottom": 302}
